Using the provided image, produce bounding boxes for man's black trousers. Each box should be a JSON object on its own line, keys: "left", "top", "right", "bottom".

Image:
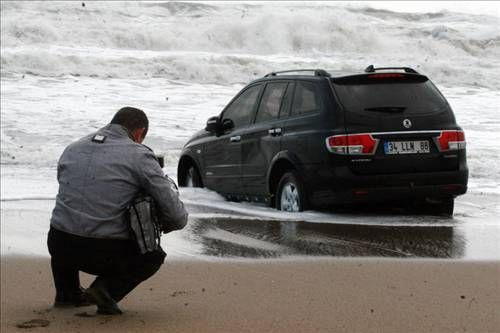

{"left": 47, "top": 226, "right": 166, "bottom": 303}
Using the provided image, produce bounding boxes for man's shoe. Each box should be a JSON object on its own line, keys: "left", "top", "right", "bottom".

{"left": 96, "top": 307, "right": 123, "bottom": 315}
{"left": 54, "top": 289, "right": 92, "bottom": 308}
{"left": 84, "top": 283, "right": 122, "bottom": 315}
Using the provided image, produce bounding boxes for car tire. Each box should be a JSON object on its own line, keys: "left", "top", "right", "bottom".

{"left": 439, "top": 197, "right": 455, "bottom": 217}
{"left": 276, "top": 171, "right": 308, "bottom": 212}
{"left": 185, "top": 165, "right": 203, "bottom": 188}
{"left": 419, "top": 197, "right": 454, "bottom": 217}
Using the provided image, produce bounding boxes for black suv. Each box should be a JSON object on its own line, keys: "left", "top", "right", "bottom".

{"left": 177, "top": 66, "right": 468, "bottom": 216}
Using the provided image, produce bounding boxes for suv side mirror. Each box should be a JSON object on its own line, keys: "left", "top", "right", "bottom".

{"left": 205, "top": 116, "right": 220, "bottom": 132}
{"left": 221, "top": 118, "right": 234, "bottom": 131}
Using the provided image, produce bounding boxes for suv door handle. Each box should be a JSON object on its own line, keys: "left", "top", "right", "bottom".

{"left": 268, "top": 128, "right": 283, "bottom": 136}
{"left": 230, "top": 135, "right": 241, "bottom": 142}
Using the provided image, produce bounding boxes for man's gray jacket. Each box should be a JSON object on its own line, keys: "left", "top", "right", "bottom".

{"left": 50, "top": 124, "right": 188, "bottom": 239}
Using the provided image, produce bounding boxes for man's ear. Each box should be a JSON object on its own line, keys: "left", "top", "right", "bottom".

{"left": 131, "top": 128, "right": 146, "bottom": 143}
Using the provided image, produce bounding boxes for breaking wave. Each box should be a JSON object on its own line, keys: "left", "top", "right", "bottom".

{"left": 1, "top": 1, "right": 499, "bottom": 87}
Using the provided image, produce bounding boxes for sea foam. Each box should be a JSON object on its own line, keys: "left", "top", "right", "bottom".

{"left": 1, "top": 1, "right": 499, "bottom": 88}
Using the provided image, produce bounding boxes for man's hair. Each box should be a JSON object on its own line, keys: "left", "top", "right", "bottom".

{"left": 111, "top": 107, "right": 149, "bottom": 136}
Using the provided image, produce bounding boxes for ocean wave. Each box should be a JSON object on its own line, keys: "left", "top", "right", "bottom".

{"left": 1, "top": 1, "right": 499, "bottom": 87}
{"left": 1, "top": 48, "right": 498, "bottom": 89}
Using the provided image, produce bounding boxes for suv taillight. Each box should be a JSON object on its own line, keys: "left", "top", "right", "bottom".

{"left": 326, "top": 134, "right": 379, "bottom": 155}
{"left": 436, "top": 130, "right": 466, "bottom": 151}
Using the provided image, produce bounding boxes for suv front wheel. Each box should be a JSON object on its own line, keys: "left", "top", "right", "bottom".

{"left": 184, "top": 165, "right": 203, "bottom": 188}
{"left": 276, "top": 171, "right": 308, "bottom": 212}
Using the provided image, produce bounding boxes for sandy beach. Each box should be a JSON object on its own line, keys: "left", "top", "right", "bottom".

{"left": 1, "top": 256, "right": 499, "bottom": 332}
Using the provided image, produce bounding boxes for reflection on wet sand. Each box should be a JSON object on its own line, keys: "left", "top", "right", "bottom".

{"left": 187, "top": 217, "right": 465, "bottom": 259}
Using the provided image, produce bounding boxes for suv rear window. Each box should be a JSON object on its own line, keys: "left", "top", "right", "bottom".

{"left": 332, "top": 76, "right": 449, "bottom": 115}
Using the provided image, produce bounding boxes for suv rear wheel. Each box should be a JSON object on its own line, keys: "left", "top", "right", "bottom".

{"left": 276, "top": 171, "right": 308, "bottom": 212}
{"left": 434, "top": 197, "right": 454, "bottom": 217}
{"left": 418, "top": 197, "right": 454, "bottom": 217}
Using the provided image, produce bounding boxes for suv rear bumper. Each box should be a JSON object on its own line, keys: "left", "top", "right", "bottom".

{"left": 305, "top": 164, "right": 468, "bottom": 206}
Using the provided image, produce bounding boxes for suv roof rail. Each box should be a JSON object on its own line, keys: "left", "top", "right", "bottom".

{"left": 364, "top": 65, "right": 419, "bottom": 74}
{"left": 264, "top": 69, "right": 332, "bottom": 78}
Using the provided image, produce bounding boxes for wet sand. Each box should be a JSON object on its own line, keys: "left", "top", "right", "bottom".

{"left": 1, "top": 256, "right": 499, "bottom": 332}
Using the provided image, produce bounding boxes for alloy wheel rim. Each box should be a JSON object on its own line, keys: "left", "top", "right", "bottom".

{"left": 280, "top": 182, "right": 300, "bottom": 212}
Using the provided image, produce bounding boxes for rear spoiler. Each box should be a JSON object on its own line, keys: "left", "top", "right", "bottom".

{"left": 331, "top": 73, "right": 429, "bottom": 85}
{"left": 364, "top": 65, "right": 419, "bottom": 74}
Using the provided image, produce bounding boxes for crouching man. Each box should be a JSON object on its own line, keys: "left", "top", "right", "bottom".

{"left": 47, "top": 107, "right": 188, "bottom": 315}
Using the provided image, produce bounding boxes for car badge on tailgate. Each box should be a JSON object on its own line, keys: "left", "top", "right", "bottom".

{"left": 403, "top": 119, "right": 412, "bottom": 129}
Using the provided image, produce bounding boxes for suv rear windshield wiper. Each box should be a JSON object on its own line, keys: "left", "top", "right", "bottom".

{"left": 364, "top": 106, "right": 406, "bottom": 113}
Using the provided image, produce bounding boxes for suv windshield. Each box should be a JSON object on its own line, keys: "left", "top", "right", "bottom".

{"left": 332, "top": 76, "right": 449, "bottom": 115}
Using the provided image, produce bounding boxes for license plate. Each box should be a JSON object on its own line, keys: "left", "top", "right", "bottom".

{"left": 384, "top": 140, "right": 430, "bottom": 154}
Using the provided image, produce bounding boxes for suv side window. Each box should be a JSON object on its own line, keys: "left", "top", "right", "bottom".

{"left": 291, "top": 81, "right": 321, "bottom": 116}
{"left": 222, "top": 85, "right": 261, "bottom": 129}
{"left": 255, "top": 82, "right": 288, "bottom": 123}
{"left": 279, "top": 82, "right": 294, "bottom": 119}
